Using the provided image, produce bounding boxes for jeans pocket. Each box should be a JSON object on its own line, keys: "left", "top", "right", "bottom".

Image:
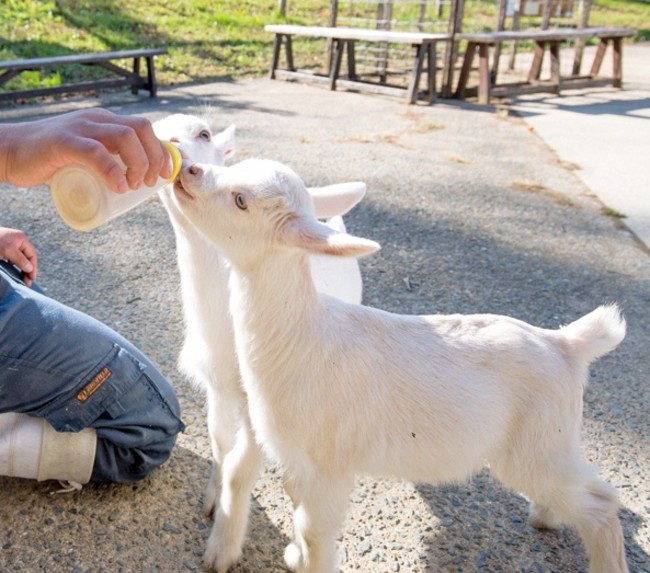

{"left": 36, "top": 344, "right": 149, "bottom": 433}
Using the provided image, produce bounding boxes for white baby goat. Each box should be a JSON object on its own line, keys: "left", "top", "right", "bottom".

{"left": 152, "top": 114, "right": 368, "bottom": 572}
{"left": 173, "top": 158, "right": 629, "bottom": 573}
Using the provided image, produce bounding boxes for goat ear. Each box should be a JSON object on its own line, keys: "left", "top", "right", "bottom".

{"left": 214, "top": 124, "right": 236, "bottom": 160}
{"left": 308, "top": 182, "right": 366, "bottom": 218}
{"left": 283, "top": 215, "right": 380, "bottom": 258}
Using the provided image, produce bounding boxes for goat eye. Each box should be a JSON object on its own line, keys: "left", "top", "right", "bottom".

{"left": 235, "top": 193, "right": 247, "bottom": 210}
{"left": 198, "top": 130, "right": 211, "bottom": 142}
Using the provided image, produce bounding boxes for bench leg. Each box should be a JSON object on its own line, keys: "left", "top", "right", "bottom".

{"left": 441, "top": 39, "right": 459, "bottom": 99}
{"left": 269, "top": 34, "right": 283, "bottom": 79}
{"left": 146, "top": 56, "right": 158, "bottom": 98}
{"left": 0, "top": 69, "right": 23, "bottom": 89}
{"left": 589, "top": 37, "right": 623, "bottom": 88}
{"left": 330, "top": 39, "right": 345, "bottom": 91}
{"left": 477, "top": 43, "right": 491, "bottom": 104}
{"left": 454, "top": 41, "right": 477, "bottom": 100}
{"left": 549, "top": 41, "right": 560, "bottom": 94}
{"left": 528, "top": 42, "right": 546, "bottom": 82}
{"left": 427, "top": 42, "right": 437, "bottom": 104}
{"left": 589, "top": 37, "right": 608, "bottom": 78}
{"left": 132, "top": 57, "right": 141, "bottom": 95}
{"left": 346, "top": 40, "right": 357, "bottom": 80}
{"left": 270, "top": 34, "right": 295, "bottom": 79}
{"left": 611, "top": 37, "right": 623, "bottom": 88}
{"left": 490, "top": 41, "right": 501, "bottom": 84}
{"left": 285, "top": 35, "right": 295, "bottom": 71}
{"left": 408, "top": 43, "right": 428, "bottom": 104}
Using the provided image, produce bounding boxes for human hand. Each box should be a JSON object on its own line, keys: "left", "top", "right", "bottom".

{"left": 0, "top": 227, "right": 38, "bottom": 286}
{"left": 0, "top": 108, "right": 173, "bottom": 194}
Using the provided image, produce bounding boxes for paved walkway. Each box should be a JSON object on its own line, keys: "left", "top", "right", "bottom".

{"left": 0, "top": 45, "right": 648, "bottom": 573}
{"left": 509, "top": 42, "right": 650, "bottom": 248}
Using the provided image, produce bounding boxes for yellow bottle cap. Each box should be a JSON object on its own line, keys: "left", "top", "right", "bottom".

{"left": 161, "top": 140, "right": 183, "bottom": 182}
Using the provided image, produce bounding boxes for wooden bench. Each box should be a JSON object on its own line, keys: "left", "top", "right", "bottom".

{"left": 265, "top": 24, "right": 451, "bottom": 104}
{"left": 453, "top": 27, "right": 635, "bottom": 104}
{"left": 0, "top": 48, "right": 167, "bottom": 102}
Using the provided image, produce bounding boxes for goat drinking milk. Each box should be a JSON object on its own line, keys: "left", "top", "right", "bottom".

{"left": 152, "top": 114, "right": 369, "bottom": 571}
{"left": 172, "top": 158, "right": 629, "bottom": 573}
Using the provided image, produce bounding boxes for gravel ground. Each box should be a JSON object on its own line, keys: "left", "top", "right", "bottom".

{"left": 0, "top": 79, "right": 648, "bottom": 573}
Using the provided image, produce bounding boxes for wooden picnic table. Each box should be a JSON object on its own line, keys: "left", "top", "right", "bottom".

{"left": 266, "top": 25, "right": 452, "bottom": 104}
{"left": 453, "top": 27, "right": 635, "bottom": 103}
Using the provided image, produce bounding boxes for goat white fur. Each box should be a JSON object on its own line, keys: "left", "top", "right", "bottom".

{"left": 174, "top": 157, "right": 629, "bottom": 573}
{"left": 152, "top": 114, "right": 367, "bottom": 572}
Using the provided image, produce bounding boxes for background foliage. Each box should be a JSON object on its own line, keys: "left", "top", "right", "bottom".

{"left": 0, "top": 0, "right": 647, "bottom": 94}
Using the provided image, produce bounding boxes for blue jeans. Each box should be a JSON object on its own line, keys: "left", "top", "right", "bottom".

{"left": 0, "top": 261, "right": 184, "bottom": 483}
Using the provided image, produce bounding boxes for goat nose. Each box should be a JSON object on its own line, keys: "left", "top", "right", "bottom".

{"left": 188, "top": 164, "right": 203, "bottom": 176}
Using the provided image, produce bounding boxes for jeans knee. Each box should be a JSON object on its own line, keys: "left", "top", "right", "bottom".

{"left": 92, "top": 430, "right": 180, "bottom": 483}
{"left": 89, "top": 370, "right": 185, "bottom": 483}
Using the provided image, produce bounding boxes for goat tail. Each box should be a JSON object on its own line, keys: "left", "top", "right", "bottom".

{"left": 559, "top": 304, "right": 626, "bottom": 365}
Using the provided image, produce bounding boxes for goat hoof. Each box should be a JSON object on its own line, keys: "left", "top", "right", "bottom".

{"left": 203, "top": 468, "right": 221, "bottom": 519}
{"left": 203, "top": 494, "right": 218, "bottom": 520}
{"left": 528, "top": 502, "right": 555, "bottom": 530}
{"left": 284, "top": 542, "right": 303, "bottom": 571}
{"left": 203, "top": 536, "right": 241, "bottom": 573}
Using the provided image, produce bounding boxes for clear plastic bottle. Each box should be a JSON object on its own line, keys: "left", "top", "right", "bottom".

{"left": 50, "top": 140, "right": 183, "bottom": 232}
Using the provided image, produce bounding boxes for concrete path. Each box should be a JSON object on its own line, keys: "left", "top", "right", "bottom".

{"left": 0, "top": 53, "right": 648, "bottom": 573}
{"left": 510, "top": 42, "right": 650, "bottom": 248}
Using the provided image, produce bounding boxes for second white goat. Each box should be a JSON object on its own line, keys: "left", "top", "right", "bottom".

{"left": 173, "top": 158, "right": 629, "bottom": 573}
{"left": 152, "top": 114, "right": 367, "bottom": 572}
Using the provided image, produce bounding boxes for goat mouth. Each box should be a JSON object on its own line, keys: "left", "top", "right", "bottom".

{"left": 173, "top": 179, "right": 195, "bottom": 200}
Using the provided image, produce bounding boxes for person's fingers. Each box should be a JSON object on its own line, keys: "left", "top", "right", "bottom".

{"left": 1, "top": 109, "right": 170, "bottom": 191}
{"left": 13, "top": 245, "right": 38, "bottom": 286}
{"left": 68, "top": 115, "right": 170, "bottom": 190}
{"left": 0, "top": 230, "right": 39, "bottom": 285}
{"left": 59, "top": 135, "right": 131, "bottom": 194}
{"left": 118, "top": 115, "right": 171, "bottom": 185}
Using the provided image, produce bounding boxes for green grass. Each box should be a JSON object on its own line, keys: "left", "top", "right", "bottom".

{"left": 0, "top": 0, "right": 647, "bottom": 95}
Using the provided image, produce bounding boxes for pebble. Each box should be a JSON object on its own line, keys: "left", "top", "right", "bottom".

{"left": 162, "top": 523, "right": 182, "bottom": 534}
{"left": 358, "top": 540, "right": 372, "bottom": 556}
{"left": 475, "top": 551, "right": 489, "bottom": 567}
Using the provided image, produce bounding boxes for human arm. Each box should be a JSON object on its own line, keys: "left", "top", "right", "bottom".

{"left": 0, "top": 108, "right": 172, "bottom": 194}
{"left": 0, "top": 227, "right": 38, "bottom": 286}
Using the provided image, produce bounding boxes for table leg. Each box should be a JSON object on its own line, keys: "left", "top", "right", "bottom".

{"left": 454, "top": 41, "right": 477, "bottom": 99}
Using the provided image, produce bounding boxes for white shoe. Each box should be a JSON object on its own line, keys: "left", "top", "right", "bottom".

{"left": 0, "top": 412, "right": 97, "bottom": 486}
